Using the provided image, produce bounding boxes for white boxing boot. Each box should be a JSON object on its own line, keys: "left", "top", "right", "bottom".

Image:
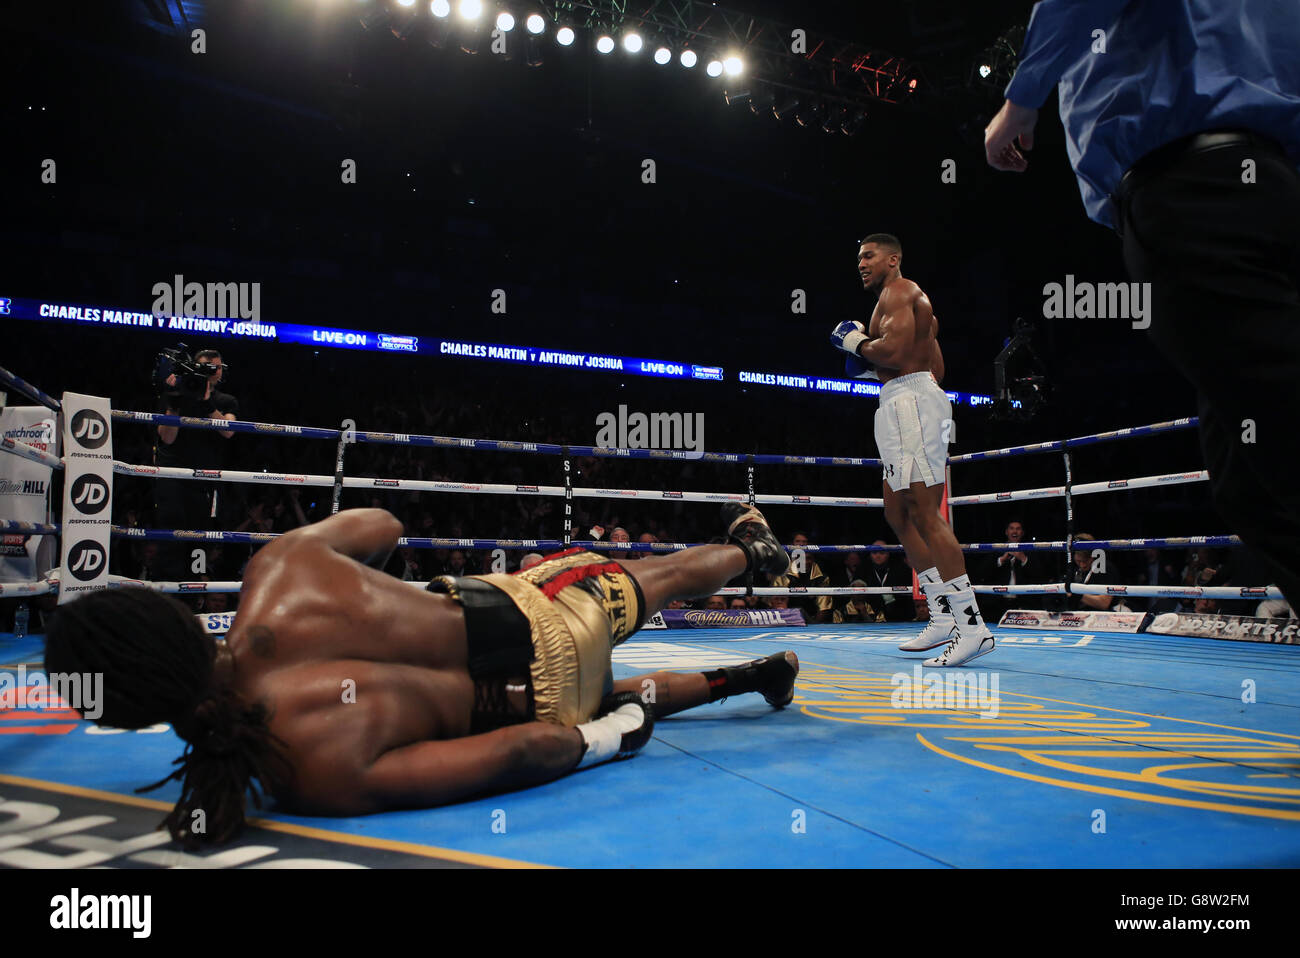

{"left": 924, "top": 584, "right": 996, "bottom": 667}
{"left": 898, "top": 573, "right": 957, "bottom": 652}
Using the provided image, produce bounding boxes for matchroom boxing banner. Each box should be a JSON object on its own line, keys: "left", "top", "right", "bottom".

{"left": 58, "top": 393, "right": 114, "bottom": 603}
{"left": 0, "top": 407, "right": 60, "bottom": 582}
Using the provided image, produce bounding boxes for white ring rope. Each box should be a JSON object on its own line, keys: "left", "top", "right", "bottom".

{"left": 0, "top": 379, "right": 1282, "bottom": 604}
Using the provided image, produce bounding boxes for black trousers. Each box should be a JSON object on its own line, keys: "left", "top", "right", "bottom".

{"left": 1118, "top": 139, "right": 1300, "bottom": 608}
{"left": 153, "top": 476, "right": 215, "bottom": 583}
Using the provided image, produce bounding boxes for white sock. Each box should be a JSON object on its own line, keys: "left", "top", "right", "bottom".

{"left": 940, "top": 573, "right": 971, "bottom": 593}
{"left": 941, "top": 574, "right": 987, "bottom": 632}
{"left": 920, "top": 568, "right": 952, "bottom": 619}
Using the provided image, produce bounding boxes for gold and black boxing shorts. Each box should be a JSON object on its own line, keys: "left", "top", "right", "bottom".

{"left": 440, "top": 549, "right": 645, "bottom": 727}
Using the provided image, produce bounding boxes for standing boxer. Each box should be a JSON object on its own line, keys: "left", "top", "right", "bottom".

{"left": 831, "top": 233, "right": 996, "bottom": 667}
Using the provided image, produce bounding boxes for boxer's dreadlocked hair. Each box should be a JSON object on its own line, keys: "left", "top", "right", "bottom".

{"left": 44, "top": 587, "right": 292, "bottom": 849}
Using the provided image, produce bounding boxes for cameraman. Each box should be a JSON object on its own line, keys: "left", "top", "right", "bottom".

{"left": 152, "top": 348, "right": 238, "bottom": 585}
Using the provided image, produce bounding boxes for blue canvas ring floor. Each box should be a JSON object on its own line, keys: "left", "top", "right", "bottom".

{"left": 3, "top": 623, "right": 1299, "bottom": 868}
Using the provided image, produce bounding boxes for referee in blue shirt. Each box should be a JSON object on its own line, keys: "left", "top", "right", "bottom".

{"left": 985, "top": 0, "right": 1300, "bottom": 610}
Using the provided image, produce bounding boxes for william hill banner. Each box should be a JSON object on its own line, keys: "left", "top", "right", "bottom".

{"left": 659, "top": 608, "right": 807, "bottom": 629}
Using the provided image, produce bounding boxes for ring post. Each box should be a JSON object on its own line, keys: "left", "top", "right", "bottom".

{"left": 1062, "top": 442, "right": 1076, "bottom": 599}
{"left": 330, "top": 428, "right": 349, "bottom": 516}
{"left": 562, "top": 447, "right": 572, "bottom": 548}
{"left": 745, "top": 455, "right": 756, "bottom": 597}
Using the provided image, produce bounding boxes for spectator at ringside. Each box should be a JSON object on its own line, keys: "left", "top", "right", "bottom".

{"left": 979, "top": 520, "right": 1041, "bottom": 620}
{"left": 1132, "top": 548, "right": 1181, "bottom": 615}
{"left": 863, "top": 540, "right": 915, "bottom": 622}
{"left": 728, "top": 597, "right": 748, "bottom": 610}
{"left": 1049, "top": 533, "right": 1115, "bottom": 612}
{"left": 834, "top": 579, "right": 881, "bottom": 624}
{"left": 204, "top": 591, "right": 231, "bottom": 615}
{"left": 780, "top": 531, "right": 832, "bottom": 624}
{"left": 703, "top": 595, "right": 727, "bottom": 611}
{"left": 520, "top": 552, "right": 544, "bottom": 571}
{"left": 829, "top": 550, "right": 862, "bottom": 622}
{"left": 387, "top": 545, "right": 427, "bottom": 582}
{"left": 609, "top": 526, "right": 635, "bottom": 559}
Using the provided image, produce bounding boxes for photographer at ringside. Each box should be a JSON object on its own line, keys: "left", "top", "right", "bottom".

{"left": 151, "top": 346, "right": 238, "bottom": 587}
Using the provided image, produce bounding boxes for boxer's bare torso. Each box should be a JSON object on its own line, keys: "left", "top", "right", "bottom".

{"left": 866, "top": 278, "right": 945, "bottom": 385}
{"left": 220, "top": 510, "right": 541, "bottom": 814}
{"left": 856, "top": 240, "right": 945, "bottom": 385}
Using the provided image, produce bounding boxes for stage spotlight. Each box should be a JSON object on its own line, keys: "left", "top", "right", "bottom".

{"left": 396, "top": 0, "right": 415, "bottom": 6}
{"left": 391, "top": 4, "right": 420, "bottom": 39}
{"left": 596, "top": 35, "right": 615, "bottom": 54}
{"left": 431, "top": 0, "right": 450, "bottom": 17}
{"left": 680, "top": 49, "right": 697, "bottom": 68}
{"left": 653, "top": 46, "right": 671, "bottom": 65}
{"left": 706, "top": 59, "right": 723, "bottom": 77}
{"left": 526, "top": 13, "right": 546, "bottom": 34}
{"left": 459, "top": 0, "right": 483, "bottom": 20}
{"left": 795, "top": 102, "right": 821, "bottom": 127}
{"left": 841, "top": 110, "right": 866, "bottom": 136}
{"left": 822, "top": 106, "right": 849, "bottom": 133}
{"left": 496, "top": 12, "right": 515, "bottom": 31}
{"left": 724, "top": 89, "right": 751, "bottom": 106}
{"left": 557, "top": 26, "right": 575, "bottom": 45}
{"left": 979, "top": 64, "right": 992, "bottom": 78}
{"left": 527, "top": 34, "right": 545, "bottom": 66}
{"left": 723, "top": 56, "right": 743, "bottom": 76}
{"left": 772, "top": 95, "right": 799, "bottom": 120}
{"left": 359, "top": 6, "right": 391, "bottom": 30}
{"left": 623, "top": 32, "right": 643, "bottom": 53}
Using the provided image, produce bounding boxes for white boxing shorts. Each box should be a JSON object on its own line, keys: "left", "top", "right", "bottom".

{"left": 873, "top": 371, "right": 951, "bottom": 492}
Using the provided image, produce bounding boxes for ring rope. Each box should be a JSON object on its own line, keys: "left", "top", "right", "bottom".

{"left": 0, "top": 369, "right": 1282, "bottom": 604}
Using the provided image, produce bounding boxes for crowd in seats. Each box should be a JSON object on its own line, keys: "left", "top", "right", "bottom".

{"left": 2, "top": 345, "right": 1292, "bottom": 630}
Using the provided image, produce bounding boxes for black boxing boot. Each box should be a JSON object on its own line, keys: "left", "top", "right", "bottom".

{"left": 703, "top": 651, "right": 800, "bottom": 708}
{"left": 720, "top": 503, "right": 790, "bottom": 577}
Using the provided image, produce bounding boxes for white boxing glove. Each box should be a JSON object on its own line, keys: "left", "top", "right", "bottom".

{"left": 576, "top": 692, "right": 654, "bottom": 768}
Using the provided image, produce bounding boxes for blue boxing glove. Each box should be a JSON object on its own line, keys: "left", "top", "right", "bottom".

{"left": 830, "top": 320, "right": 868, "bottom": 356}
{"left": 831, "top": 321, "right": 877, "bottom": 379}
{"left": 845, "top": 352, "right": 879, "bottom": 380}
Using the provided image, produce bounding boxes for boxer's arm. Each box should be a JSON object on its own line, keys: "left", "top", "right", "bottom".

{"left": 294, "top": 508, "right": 404, "bottom": 568}
{"left": 360, "top": 723, "right": 584, "bottom": 810}
{"left": 932, "top": 337, "right": 945, "bottom": 385}
{"left": 861, "top": 296, "right": 915, "bottom": 370}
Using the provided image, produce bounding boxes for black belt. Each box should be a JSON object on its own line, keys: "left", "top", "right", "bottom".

{"left": 428, "top": 575, "right": 534, "bottom": 676}
{"left": 1113, "top": 129, "right": 1284, "bottom": 232}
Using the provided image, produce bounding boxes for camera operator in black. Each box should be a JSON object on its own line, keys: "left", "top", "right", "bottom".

{"left": 152, "top": 347, "right": 238, "bottom": 585}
